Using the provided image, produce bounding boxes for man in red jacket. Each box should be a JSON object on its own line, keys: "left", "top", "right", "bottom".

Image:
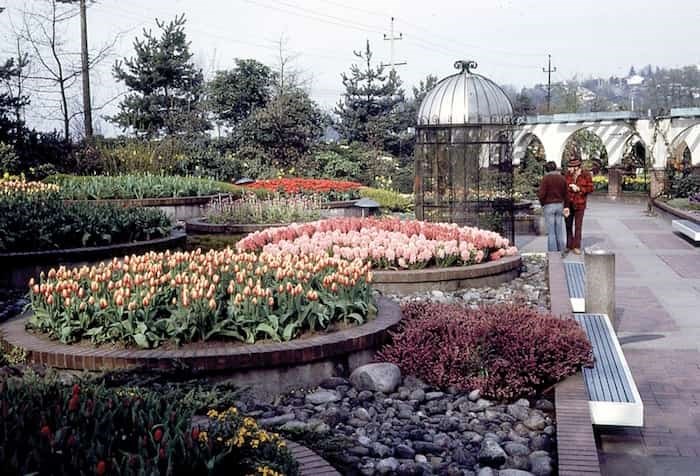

{"left": 565, "top": 152, "right": 594, "bottom": 254}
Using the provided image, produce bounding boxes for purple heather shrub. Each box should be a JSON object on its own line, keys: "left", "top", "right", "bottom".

{"left": 379, "top": 302, "right": 593, "bottom": 400}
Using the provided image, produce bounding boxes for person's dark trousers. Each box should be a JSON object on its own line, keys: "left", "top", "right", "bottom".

{"left": 565, "top": 207, "right": 585, "bottom": 249}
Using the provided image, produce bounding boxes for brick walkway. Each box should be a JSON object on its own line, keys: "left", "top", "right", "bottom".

{"left": 520, "top": 196, "right": 700, "bottom": 475}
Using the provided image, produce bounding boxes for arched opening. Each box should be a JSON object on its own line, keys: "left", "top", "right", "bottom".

{"left": 562, "top": 128, "right": 609, "bottom": 192}
{"left": 514, "top": 134, "right": 546, "bottom": 200}
{"left": 620, "top": 136, "right": 649, "bottom": 193}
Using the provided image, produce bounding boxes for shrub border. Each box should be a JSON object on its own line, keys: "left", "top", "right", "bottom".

{"left": 372, "top": 254, "right": 521, "bottom": 294}
{"left": 0, "top": 297, "right": 401, "bottom": 372}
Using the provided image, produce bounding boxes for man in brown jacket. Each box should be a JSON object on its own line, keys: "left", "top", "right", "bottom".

{"left": 538, "top": 161, "right": 569, "bottom": 254}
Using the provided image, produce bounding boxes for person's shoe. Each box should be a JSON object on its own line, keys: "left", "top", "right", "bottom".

{"left": 573, "top": 248, "right": 581, "bottom": 255}
{"left": 560, "top": 250, "right": 568, "bottom": 258}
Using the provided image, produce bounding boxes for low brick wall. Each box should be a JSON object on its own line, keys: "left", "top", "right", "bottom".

{"left": 286, "top": 440, "right": 341, "bottom": 476}
{"left": 0, "top": 297, "right": 401, "bottom": 397}
{"left": 372, "top": 254, "right": 521, "bottom": 294}
{"left": 186, "top": 217, "right": 288, "bottom": 235}
{"left": 547, "top": 251, "right": 601, "bottom": 475}
{"left": 0, "top": 230, "right": 187, "bottom": 289}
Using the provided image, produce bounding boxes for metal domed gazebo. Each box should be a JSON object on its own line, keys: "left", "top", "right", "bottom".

{"left": 414, "top": 60, "right": 516, "bottom": 242}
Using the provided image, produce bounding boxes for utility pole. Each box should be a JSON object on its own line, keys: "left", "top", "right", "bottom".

{"left": 542, "top": 54, "right": 556, "bottom": 113}
{"left": 80, "top": 0, "right": 93, "bottom": 139}
{"left": 382, "top": 17, "right": 406, "bottom": 70}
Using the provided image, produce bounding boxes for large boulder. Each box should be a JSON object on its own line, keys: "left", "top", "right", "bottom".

{"left": 350, "top": 363, "right": 402, "bottom": 393}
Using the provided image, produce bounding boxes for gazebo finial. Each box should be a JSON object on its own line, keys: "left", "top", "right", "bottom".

{"left": 454, "top": 60, "right": 478, "bottom": 73}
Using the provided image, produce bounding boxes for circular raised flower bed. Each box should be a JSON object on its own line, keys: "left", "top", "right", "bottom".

{"left": 371, "top": 254, "right": 522, "bottom": 294}
{"left": 186, "top": 217, "right": 289, "bottom": 235}
{"left": 0, "top": 230, "right": 186, "bottom": 289}
{"left": 63, "top": 195, "right": 221, "bottom": 223}
{"left": 237, "top": 217, "right": 521, "bottom": 295}
{"left": 0, "top": 297, "right": 401, "bottom": 396}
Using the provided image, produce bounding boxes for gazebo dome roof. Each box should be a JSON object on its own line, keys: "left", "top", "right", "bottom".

{"left": 417, "top": 60, "right": 513, "bottom": 126}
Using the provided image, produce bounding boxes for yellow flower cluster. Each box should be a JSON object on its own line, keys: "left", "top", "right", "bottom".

{"left": 0, "top": 176, "right": 59, "bottom": 196}
{"left": 204, "top": 406, "right": 286, "bottom": 451}
{"left": 254, "top": 466, "right": 285, "bottom": 476}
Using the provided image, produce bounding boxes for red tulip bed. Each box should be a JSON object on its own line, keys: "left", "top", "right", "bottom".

{"left": 244, "top": 178, "right": 362, "bottom": 201}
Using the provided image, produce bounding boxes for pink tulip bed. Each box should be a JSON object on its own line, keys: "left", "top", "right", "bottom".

{"left": 237, "top": 217, "right": 518, "bottom": 270}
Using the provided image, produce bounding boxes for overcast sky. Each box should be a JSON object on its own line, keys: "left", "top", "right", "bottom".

{"left": 1, "top": 0, "right": 699, "bottom": 135}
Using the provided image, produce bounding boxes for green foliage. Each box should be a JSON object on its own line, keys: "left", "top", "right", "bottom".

{"left": 47, "top": 174, "right": 245, "bottom": 200}
{"left": 208, "top": 59, "right": 273, "bottom": 129}
{"left": 0, "top": 56, "right": 29, "bottom": 145}
{"left": 335, "top": 41, "right": 409, "bottom": 154}
{"left": 316, "top": 149, "right": 362, "bottom": 180}
{"left": 0, "top": 141, "right": 19, "bottom": 173}
{"left": 666, "top": 197, "right": 700, "bottom": 212}
{"left": 668, "top": 174, "right": 700, "bottom": 198}
{"left": 0, "top": 373, "right": 298, "bottom": 476}
{"left": 236, "top": 89, "right": 324, "bottom": 169}
{"left": 514, "top": 152, "right": 545, "bottom": 201}
{"left": 206, "top": 194, "right": 322, "bottom": 225}
{"left": 0, "top": 190, "right": 171, "bottom": 252}
{"left": 359, "top": 187, "right": 413, "bottom": 212}
{"left": 112, "top": 15, "right": 209, "bottom": 137}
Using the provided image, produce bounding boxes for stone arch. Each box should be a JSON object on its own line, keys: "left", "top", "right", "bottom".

{"left": 560, "top": 127, "right": 609, "bottom": 174}
{"left": 669, "top": 123, "right": 700, "bottom": 166}
{"left": 513, "top": 131, "right": 546, "bottom": 165}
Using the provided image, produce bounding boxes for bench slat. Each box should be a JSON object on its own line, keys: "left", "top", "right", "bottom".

{"left": 565, "top": 262, "right": 586, "bottom": 312}
{"left": 573, "top": 313, "right": 644, "bottom": 427}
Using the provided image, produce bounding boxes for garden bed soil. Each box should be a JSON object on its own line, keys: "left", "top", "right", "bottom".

{"left": 372, "top": 254, "right": 522, "bottom": 294}
{"left": 0, "top": 230, "right": 187, "bottom": 289}
{"left": 63, "top": 195, "right": 221, "bottom": 222}
{"left": 0, "top": 297, "right": 401, "bottom": 397}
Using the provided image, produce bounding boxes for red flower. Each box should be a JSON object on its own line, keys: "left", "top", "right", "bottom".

{"left": 40, "top": 425, "right": 51, "bottom": 438}
{"left": 96, "top": 460, "right": 107, "bottom": 475}
{"left": 153, "top": 428, "right": 163, "bottom": 443}
{"left": 191, "top": 426, "right": 199, "bottom": 441}
{"left": 68, "top": 395, "right": 80, "bottom": 411}
{"left": 72, "top": 384, "right": 80, "bottom": 396}
{"left": 159, "top": 447, "right": 166, "bottom": 460}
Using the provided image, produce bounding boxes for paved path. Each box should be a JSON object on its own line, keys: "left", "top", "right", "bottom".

{"left": 519, "top": 196, "right": 700, "bottom": 476}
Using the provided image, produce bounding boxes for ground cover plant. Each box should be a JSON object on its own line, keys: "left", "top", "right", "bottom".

{"left": 0, "top": 178, "right": 171, "bottom": 252}
{"left": 237, "top": 217, "right": 518, "bottom": 269}
{"left": 47, "top": 174, "right": 248, "bottom": 200}
{"left": 0, "top": 371, "right": 298, "bottom": 476}
{"left": 244, "top": 178, "right": 362, "bottom": 201}
{"left": 379, "top": 302, "right": 593, "bottom": 399}
{"left": 358, "top": 186, "right": 413, "bottom": 213}
{"left": 593, "top": 174, "right": 608, "bottom": 192}
{"left": 206, "top": 193, "right": 323, "bottom": 225}
{"left": 665, "top": 195, "right": 700, "bottom": 213}
{"left": 28, "top": 247, "right": 373, "bottom": 348}
{"left": 621, "top": 175, "right": 649, "bottom": 192}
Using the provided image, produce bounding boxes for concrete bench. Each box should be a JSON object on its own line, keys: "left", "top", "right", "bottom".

{"left": 564, "top": 261, "right": 586, "bottom": 313}
{"left": 574, "top": 313, "right": 644, "bottom": 427}
{"left": 672, "top": 219, "right": 700, "bottom": 242}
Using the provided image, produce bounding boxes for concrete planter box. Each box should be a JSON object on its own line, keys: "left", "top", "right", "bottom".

{"left": 63, "top": 195, "right": 221, "bottom": 223}
{"left": 0, "top": 230, "right": 187, "bottom": 288}
{"left": 372, "top": 254, "right": 521, "bottom": 294}
{"left": 0, "top": 297, "right": 401, "bottom": 398}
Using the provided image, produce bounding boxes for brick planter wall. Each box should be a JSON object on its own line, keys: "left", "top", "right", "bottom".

{"left": 186, "top": 217, "right": 289, "bottom": 235}
{"left": 63, "top": 195, "right": 220, "bottom": 222}
{"left": 372, "top": 254, "right": 521, "bottom": 294}
{"left": 0, "top": 297, "right": 401, "bottom": 397}
{"left": 547, "top": 251, "right": 602, "bottom": 475}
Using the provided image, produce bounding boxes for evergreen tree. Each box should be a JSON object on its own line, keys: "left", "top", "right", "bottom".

{"left": 0, "top": 56, "right": 29, "bottom": 144}
{"left": 111, "top": 14, "right": 208, "bottom": 137}
{"left": 335, "top": 40, "right": 407, "bottom": 153}
{"left": 207, "top": 59, "right": 273, "bottom": 131}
